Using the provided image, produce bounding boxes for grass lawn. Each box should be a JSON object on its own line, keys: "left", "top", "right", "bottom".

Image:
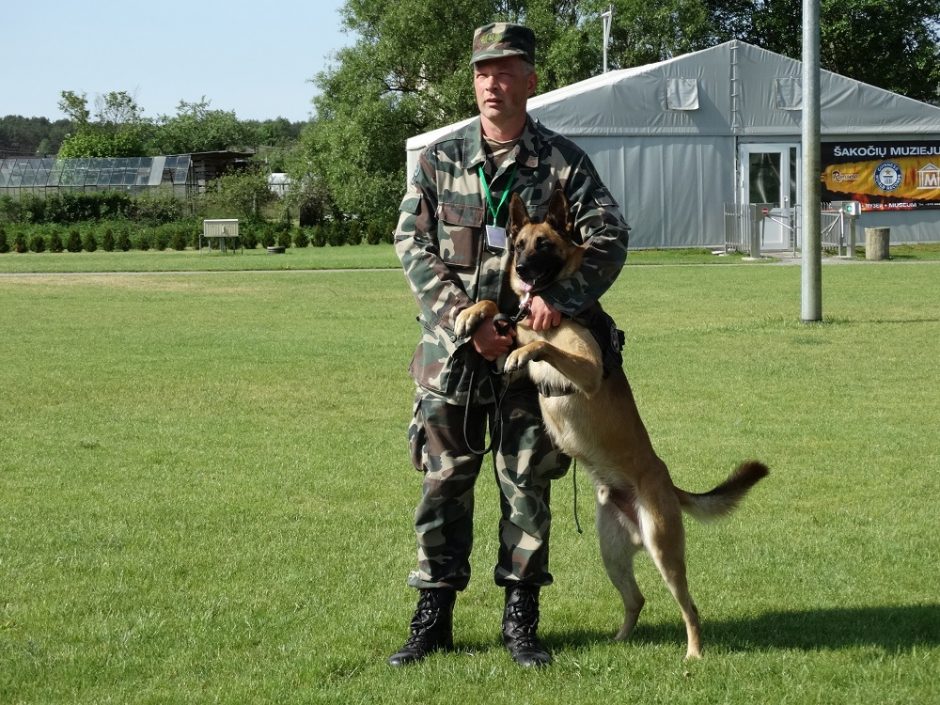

{"left": 1, "top": 242, "right": 938, "bottom": 274}
{"left": 0, "top": 244, "right": 403, "bottom": 273}
{"left": 1, "top": 258, "right": 938, "bottom": 704}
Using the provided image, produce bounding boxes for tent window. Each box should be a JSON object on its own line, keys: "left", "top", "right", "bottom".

{"left": 776, "top": 78, "right": 802, "bottom": 110}
{"left": 666, "top": 78, "right": 699, "bottom": 110}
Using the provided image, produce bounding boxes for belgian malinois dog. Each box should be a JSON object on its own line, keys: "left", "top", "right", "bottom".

{"left": 455, "top": 189, "right": 768, "bottom": 659}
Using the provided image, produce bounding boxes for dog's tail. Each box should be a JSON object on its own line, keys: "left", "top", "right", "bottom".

{"left": 675, "top": 460, "right": 769, "bottom": 522}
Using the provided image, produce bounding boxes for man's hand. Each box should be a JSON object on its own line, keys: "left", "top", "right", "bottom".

{"left": 471, "top": 317, "right": 517, "bottom": 361}
{"left": 528, "top": 296, "right": 562, "bottom": 332}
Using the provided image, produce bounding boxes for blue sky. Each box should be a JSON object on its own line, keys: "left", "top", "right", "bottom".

{"left": 1, "top": 0, "right": 354, "bottom": 123}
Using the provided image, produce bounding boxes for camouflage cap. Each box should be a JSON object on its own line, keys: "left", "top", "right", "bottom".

{"left": 471, "top": 23, "right": 536, "bottom": 66}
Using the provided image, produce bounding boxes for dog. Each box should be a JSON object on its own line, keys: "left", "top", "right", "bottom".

{"left": 454, "top": 188, "right": 768, "bottom": 659}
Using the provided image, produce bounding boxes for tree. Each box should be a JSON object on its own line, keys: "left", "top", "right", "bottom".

{"left": 56, "top": 90, "right": 152, "bottom": 158}
{"left": 201, "top": 166, "right": 275, "bottom": 221}
{"left": 57, "top": 91, "right": 91, "bottom": 126}
{"left": 601, "top": 0, "right": 715, "bottom": 68}
{"left": 57, "top": 129, "right": 148, "bottom": 158}
{"left": 0, "top": 116, "right": 71, "bottom": 156}
{"left": 94, "top": 91, "right": 146, "bottom": 126}
{"left": 243, "top": 117, "right": 305, "bottom": 147}
{"left": 706, "top": 0, "right": 940, "bottom": 103}
{"left": 150, "top": 99, "right": 249, "bottom": 154}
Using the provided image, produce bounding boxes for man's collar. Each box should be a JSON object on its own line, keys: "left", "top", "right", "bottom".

{"left": 462, "top": 116, "right": 540, "bottom": 171}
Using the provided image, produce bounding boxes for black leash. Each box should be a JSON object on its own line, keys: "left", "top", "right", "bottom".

{"left": 461, "top": 291, "right": 533, "bottom": 456}
{"left": 572, "top": 460, "right": 584, "bottom": 534}
{"left": 462, "top": 295, "right": 587, "bottom": 537}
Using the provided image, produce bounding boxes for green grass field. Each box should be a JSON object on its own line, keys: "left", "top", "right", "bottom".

{"left": 1, "top": 256, "right": 938, "bottom": 704}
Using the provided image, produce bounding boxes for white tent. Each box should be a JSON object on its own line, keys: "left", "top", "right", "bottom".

{"left": 407, "top": 41, "right": 940, "bottom": 249}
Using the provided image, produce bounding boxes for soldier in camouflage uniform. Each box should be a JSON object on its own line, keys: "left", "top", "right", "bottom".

{"left": 389, "top": 22, "right": 630, "bottom": 668}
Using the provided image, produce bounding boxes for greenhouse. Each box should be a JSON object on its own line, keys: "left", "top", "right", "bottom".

{"left": 0, "top": 154, "right": 195, "bottom": 197}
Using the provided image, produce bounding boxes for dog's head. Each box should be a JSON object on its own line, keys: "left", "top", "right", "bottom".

{"left": 507, "top": 188, "right": 584, "bottom": 294}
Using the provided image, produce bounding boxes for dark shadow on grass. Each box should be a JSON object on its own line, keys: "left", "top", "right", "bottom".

{"left": 544, "top": 604, "right": 940, "bottom": 653}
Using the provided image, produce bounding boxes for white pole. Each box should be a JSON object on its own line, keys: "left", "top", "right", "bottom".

{"left": 801, "top": 0, "right": 822, "bottom": 321}
{"left": 601, "top": 6, "right": 613, "bottom": 73}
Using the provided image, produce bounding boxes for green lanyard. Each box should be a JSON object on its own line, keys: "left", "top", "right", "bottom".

{"left": 478, "top": 165, "right": 516, "bottom": 226}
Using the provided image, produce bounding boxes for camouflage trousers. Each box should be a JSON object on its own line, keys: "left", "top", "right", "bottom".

{"left": 406, "top": 381, "right": 570, "bottom": 591}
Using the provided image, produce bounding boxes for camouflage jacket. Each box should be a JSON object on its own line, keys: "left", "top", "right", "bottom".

{"left": 395, "top": 116, "right": 630, "bottom": 404}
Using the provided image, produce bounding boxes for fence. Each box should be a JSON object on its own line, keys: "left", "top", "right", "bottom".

{"left": 724, "top": 202, "right": 859, "bottom": 257}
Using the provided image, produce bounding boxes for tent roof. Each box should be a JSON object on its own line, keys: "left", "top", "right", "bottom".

{"left": 408, "top": 41, "right": 940, "bottom": 150}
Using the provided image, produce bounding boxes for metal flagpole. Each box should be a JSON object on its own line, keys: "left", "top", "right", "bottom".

{"left": 801, "top": 0, "right": 822, "bottom": 321}
{"left": 601, "top": 6, "right": 613, "bottom": 73}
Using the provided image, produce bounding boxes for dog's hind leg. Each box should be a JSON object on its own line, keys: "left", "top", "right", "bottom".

{"left": 636, "top": 484, "right": 702, "bottom": 659}
{"left": 596, "top": 487, "right": 645, "bottom": 642}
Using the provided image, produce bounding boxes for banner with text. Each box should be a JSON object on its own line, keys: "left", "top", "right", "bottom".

{"left": 821, "top": 141, "right": 940, "bottom": 212}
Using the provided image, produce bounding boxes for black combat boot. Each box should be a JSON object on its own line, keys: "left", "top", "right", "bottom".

{"left": 502, "top": 584, "right": 552, "bottom": 667}
{"left": 388, "top": 588, "right": 456, "bottom": 666}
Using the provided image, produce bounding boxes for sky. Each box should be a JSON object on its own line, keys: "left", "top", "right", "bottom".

{"left": 1, "top": 0, "right": 354, "bottom": 123}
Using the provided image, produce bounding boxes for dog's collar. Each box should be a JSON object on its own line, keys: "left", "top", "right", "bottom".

{"left": 492, "top": 291, "right": 531, "bottom": 335}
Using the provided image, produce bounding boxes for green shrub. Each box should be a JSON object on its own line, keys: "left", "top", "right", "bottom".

{"left": 101, "top": 228, "right": 115, "bottom": 252}
{"left": 327, "top": 221, "right": 346, "bottom": 247}
{"left": 48, "top": 231, "right": 65, "bottom": 253}
{"left": 276, "top": 229, "right": 291, "bottom": 248}
{"left": 152, "top": 228, "right": 170, "bottom": 251}
{"left": 20, "top": 194, "right": 47, "bottom": 223}
{"left": 12, "top": 232, "right": 28, "bottom": 253}
{"left": 0, "top": 196, "right": 23, "bottom": 224}
{"left": 292, "top": 228, "right": 309, "bottom": 248}
{"left": 170, "top": 228, "right": 188, "bottom": 251}
{"left": 117, "top": 229, "right": 132, "bottom": 252}
{"left": 0, "top": 227, "right": 8, "bottom": 254}
{"left": 240, "top": 229, "right": 258, "bottom": 249}
{"left": 20, "top": 191, "right": 136, "bottom": 224}
{"left": 82, "top": 231, "right": 98, "bottom": 252}
{"left": 66, "top": 229, "right": 83, "bottom": 253}
{"left": 382, "top": 221, "right": 395, "bottom": 244}
{"left": 135, "top": 230, "right": 152, "bottom": 251}
{"left": 29, "top": 233, "right": 47, "bottom": 253}
{"left": 347, "top": 221, "right": 363, "bottom": 246}
{"left": 132, "top": 195, "right": 184, "bottom": 224}
{"left": 260, "top": 224, "right": 276, "bottom": 248}
{"left": 366, "top": 222, "right": 384, "bottom": 245}
{"left": 310, "top": 225, "right": 326, "bottom": 247}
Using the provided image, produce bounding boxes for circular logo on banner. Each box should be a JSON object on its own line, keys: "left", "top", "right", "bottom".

{"left": 873, "top": 161, "right": 902, "bottom": 191}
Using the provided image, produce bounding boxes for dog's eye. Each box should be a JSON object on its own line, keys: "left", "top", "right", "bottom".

{"left": 536, "top": 237, "right": 551, "bottom": 251}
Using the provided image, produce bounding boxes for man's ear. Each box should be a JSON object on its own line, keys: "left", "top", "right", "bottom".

{"left": 545, "top": 188, "right": 571, "bottom": 239}
{"left": 508, "top": 192, "right": 530, "bottom": 238}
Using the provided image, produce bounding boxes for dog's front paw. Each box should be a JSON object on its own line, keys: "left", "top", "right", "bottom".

{"left": 454, "top": 308, "right": 484, "bottom": 338}
{"left": 454, "top": 301, "right": 498, "bottom": 338}
{"left": 504, "top": 343, "right": 539, "bottom": 372}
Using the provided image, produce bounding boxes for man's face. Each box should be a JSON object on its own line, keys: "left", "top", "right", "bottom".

{"left": 473, "top": 56, "right": 537, "bottom": 134}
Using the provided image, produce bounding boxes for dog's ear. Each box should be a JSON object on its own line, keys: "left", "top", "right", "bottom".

{"left": 545, "top": 188, "right": 571, "bottom": 239}
{"left": 508, "top": 192, "right": 530, "bottom": 239}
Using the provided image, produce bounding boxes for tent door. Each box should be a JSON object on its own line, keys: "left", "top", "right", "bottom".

{"left": 739, "top": 144, "right": 801, "bottom": 251}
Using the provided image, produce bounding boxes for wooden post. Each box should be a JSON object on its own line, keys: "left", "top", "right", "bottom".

{"left": 865, "top": 227, "right": 890, "bottom": 260}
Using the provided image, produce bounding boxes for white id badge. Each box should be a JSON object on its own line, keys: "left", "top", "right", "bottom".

{"left": 485, "top": 224, "right": 507, "bottom": 251}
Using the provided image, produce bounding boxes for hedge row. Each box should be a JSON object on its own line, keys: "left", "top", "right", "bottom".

{"left": 0, "top": 220, "right": 394, "bottom": 254}
{"left": 0, "top": 192, "right": 185, "bottom": 225}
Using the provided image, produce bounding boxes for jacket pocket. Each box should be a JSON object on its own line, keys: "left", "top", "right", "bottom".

{"left": 408, "top": 319, "right": 463, "bottom": 397}
{"left": 438, "top": 201, "right": 484, "bottom": 268}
